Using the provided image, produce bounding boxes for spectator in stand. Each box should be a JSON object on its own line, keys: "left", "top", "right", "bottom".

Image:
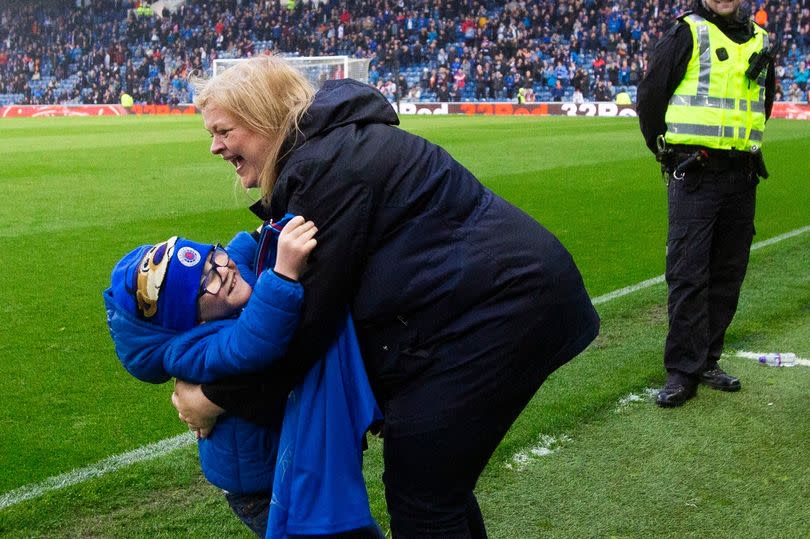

{"left": 453, "top": 68, "right": 466, "bottom": 93}
{"left": 2, "top": 0, "right": 808, "bottom": 106}
{"left": 787, "top": 81, "right": 804, "bottom": 101}
{"left": 593, "top": 80, "right": 612, "bottom": 101}
{"left": 795, "top": 60, "right": 809, "bottom": 91}
{"left": 572, "top": 67, "right": 591, "bottom": 98}
{"left": 473, "top": 63, "right": 488, "bottom": 100}
{"left": 755, "top": 3, "right": 768, "bottom": 27}
{"left": 436, "top": 81, "right": 449, "bottom": 102}
{"left": 491, "top": 70, "right": 505, "bottom": 99}
{"left": 551, "top": 79, "right": 564, "bottom": 101}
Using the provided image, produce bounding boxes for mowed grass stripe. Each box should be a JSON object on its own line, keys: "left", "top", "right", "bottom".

{"left": 0, "top": 433, "right": 194, "bottom": 510}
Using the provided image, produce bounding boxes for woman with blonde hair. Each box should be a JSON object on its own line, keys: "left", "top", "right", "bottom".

{"left": 175, "top": 55, "right": 599, "bottom": 537}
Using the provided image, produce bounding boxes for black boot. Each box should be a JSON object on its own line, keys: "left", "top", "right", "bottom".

{"left": 657, "top": 374, "right": 698, "bottom": 408}
{"left": 700, "top": 367, "right": 741, "bottom": 391}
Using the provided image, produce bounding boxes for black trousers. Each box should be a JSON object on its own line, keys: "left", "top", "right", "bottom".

{"left": 664, "top": 165, "right": 757, "bottom": 379}
{"left": 381, "top": 280, "right": 599, "bottom": 538}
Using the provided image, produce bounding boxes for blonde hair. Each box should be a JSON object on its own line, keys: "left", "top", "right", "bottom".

{"left": 192, "top": 56, "right": 316, "bottom": 201}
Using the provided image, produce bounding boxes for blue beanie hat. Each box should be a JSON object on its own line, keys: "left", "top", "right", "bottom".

{"left": 109, "top": 237, "right": 214, "bottom": 331}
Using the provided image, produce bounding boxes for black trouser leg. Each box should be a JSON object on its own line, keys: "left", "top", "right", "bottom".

{"left": 706, "top": 187, "right": 756, "bottom": 365}
{"left": 382, "top": 367, "right": 544, "bottom": 538}
{"left": 664, "top": 178, "right": 716, "bottom": 378}
{"left": 382, "top": 415, "right": 496, "bottom": 538}
{"left": 225, "top": 491, "right": 270, "bottom": 538}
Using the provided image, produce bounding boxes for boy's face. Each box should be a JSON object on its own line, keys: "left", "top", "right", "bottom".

{"left": 198, "top": 248, "right": 253, "bottom": 322}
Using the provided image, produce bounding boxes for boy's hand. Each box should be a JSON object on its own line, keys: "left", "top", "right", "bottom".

{"left": 275, "top": 215, "right": 317, "bottom": 281}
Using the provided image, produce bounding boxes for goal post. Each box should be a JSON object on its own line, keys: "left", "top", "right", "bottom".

{"left": 212, "top": 56, "right": 371, "bottom": 87}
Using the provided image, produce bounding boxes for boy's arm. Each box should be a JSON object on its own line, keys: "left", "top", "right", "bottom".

{"left": 164, "top": 218, "right": 314, "bottom": 384}
{"left": 161, "top": 270, "right": 303, "bottom": 383}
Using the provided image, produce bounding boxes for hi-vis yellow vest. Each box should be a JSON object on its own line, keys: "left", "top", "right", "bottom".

{"left": 664, "top": 14, "right": 768, "bottom": 151}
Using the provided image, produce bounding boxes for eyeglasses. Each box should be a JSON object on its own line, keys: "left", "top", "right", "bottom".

{"left": 198, "top": 244, "right": 231, "bottom": 297}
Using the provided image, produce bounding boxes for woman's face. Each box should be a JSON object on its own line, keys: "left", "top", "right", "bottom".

{"left": 202, "top": 104, "right": 271, "bottom": 189}
{"left": 197, "top": 248, "right": 253, "bottom": 322}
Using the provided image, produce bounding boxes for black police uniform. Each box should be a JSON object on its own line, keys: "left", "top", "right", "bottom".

{"left": 636, "top": 1, "right": 775, "bottom": 389}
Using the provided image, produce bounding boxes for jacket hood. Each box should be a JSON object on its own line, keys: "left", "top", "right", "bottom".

{"left": 281, "top": 79, "right": 399, "bottom": 157}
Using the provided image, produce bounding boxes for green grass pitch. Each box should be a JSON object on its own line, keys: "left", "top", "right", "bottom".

{"left": 0, "top": 115, "right": 808, "bottom": 537}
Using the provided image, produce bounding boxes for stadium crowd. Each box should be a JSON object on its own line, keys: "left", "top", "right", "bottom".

{"left": 1, "top": 0, "right": 808, "bottom": 105}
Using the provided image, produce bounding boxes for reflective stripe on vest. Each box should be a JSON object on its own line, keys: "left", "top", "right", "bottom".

{"left": 668, "top": 123, "right": 764, "bottom": 141}
{"left": 664, "top": 14, "right": 767, "bottom": 151}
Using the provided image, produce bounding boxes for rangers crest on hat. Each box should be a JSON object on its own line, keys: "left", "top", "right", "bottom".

{"left": 177, "top": 246, "right": 202, "bottom": 267}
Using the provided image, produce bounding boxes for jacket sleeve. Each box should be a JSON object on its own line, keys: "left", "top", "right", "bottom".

{"left": 636, "top": 21, "right": 692, "bottom": 154}
{"left": 162, "top": 270, "right": 303, "bottom": 383}
{"left": 227, "top": 231, "right": 258, "bottom": 269}
{"left": 201, "top": 157, "right": 373, "bottom": 419}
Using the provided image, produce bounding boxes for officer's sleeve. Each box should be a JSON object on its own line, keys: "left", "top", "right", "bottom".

{"left": 636, "top": 21, "right": 693, "bottom": 154}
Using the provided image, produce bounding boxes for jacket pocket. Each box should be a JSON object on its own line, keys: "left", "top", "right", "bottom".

{"left": 359, "top": 317, "right": 434, "bottom": 398}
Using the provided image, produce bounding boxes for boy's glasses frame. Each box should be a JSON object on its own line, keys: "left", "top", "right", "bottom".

{"left": 198, "top": 244, "right": 230, "bottom": 297}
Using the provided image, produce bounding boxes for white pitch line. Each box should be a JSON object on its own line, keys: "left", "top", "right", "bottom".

{"left": 3, "top": 224, "right": 809, "bottom": 510}
{"left": 0, "top": 432, "right": 194, "bottom": 511}
{"left": 591, "top": 224, "right": 810, "bottom": 305}
{"left": 749, "top": 224, "right": 810, "bottom": 252}
{"left": 591, "top": 275, "right": 665, "bottom": 305}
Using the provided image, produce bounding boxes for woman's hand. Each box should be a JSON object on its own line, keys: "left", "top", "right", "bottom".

{"left": 172, "top": 379, "right": 225, "bottom": 439}
{"left": 275, "top": 215, "right": 318, "bottom": 281}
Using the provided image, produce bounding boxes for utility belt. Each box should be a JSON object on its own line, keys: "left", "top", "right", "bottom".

{"left": 671, "top": 147, "right": 756, "bottom": 172}
{"left": 656, "top": 137, "right": 767, "bottom": 182}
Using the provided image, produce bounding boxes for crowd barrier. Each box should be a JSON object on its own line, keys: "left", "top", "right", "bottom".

{"left": 2, "top": 102, "right": 809, "bottom": 120}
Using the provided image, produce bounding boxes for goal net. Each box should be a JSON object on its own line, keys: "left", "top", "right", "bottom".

{"left": 212, "top": 56, "right": 371, "bottom": 87}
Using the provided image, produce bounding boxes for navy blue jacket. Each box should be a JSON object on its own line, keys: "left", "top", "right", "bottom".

{"left": 203, "top": 80, "right": 600, "bottom": 425}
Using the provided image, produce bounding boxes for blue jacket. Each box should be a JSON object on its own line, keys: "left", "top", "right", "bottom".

{"left": 104, "top": 231, "right": 302, "bottom": 494}
{"left": 104, "top": 228, "right": 382, "bottom": 536}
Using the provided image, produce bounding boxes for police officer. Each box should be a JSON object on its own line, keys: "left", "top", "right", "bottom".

{"left": 637, "top": 0, "right": 775, "bottom": 407}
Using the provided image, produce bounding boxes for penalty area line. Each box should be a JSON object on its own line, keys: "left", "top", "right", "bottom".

{"left": 3, "top": 224, "right": 808, "bottom": 510}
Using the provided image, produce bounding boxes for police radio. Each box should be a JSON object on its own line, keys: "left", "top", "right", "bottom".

{"left": 746, "top": 44, "right": 778, "bottom": 81}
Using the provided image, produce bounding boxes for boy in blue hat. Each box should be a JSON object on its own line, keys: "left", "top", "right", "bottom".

{"left": 103, "top": 216, "right": 383, "bottom": 538}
